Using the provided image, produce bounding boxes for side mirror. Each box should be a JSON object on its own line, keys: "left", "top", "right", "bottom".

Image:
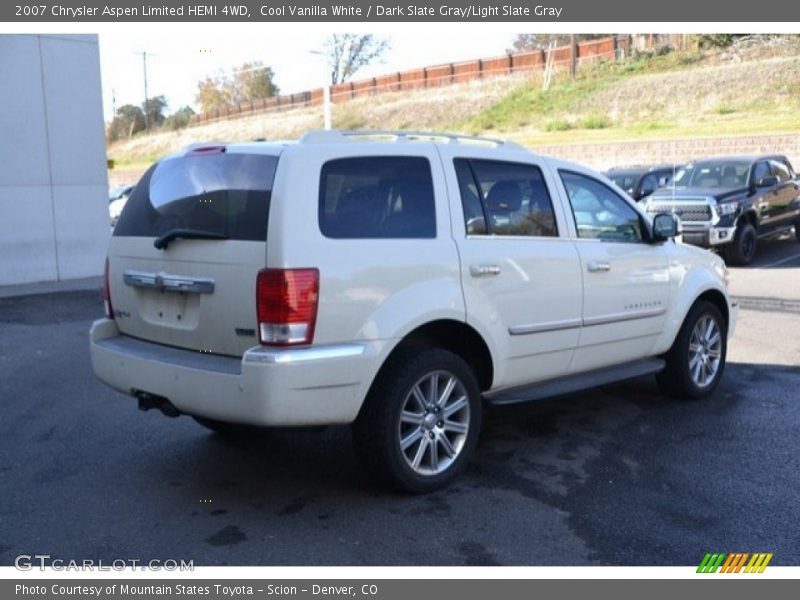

{"left": 757, "top": 175, "right": 779, "bottom": 188}
{"left": 652, "top": 213, "right": 679, "bottom": 242}
{"left": 639, "top": 187, "right": 655, "bottom": 199}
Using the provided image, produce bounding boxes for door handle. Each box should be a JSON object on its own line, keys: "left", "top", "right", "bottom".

{"left": 470, "top": 264, "right": 501, "bottom": 277}
{"left": 587, "top": 261, "right": 611, "bottom": 273}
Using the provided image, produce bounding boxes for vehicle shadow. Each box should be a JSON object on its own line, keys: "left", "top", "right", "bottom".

{"left": 726, "top": 233, "right": 800, "bottom": 269}
{"left": 130, "top": 359, "right": 800, "bottom": 504}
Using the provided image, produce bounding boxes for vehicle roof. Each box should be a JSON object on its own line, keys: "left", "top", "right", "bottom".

{"left": 686, "top": 154, "right": 788, "bottom": 165}
{"left": 606, "top": 164, "right": 679, "bottom": 176}
{"left": 167, "top": 130, "right": 536, "bottom": 161}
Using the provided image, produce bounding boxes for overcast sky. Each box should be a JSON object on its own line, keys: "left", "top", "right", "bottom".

{"left": 98, "top": 31, "right": 514, "bottom": 121}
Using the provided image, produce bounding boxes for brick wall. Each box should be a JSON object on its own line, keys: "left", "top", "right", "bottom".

{"left": 109, "top": 134, "right": 800, "bottom": 187}
{"left": 536, "top": 134, "right": 800, "bottom": 171}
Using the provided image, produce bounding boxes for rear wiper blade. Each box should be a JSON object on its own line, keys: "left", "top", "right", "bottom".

{"left": 154, "top": 228, "right": 228, "bottom": 250}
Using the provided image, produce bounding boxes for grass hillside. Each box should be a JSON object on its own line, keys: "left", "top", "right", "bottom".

{"left": 469, "top": 50, "right": 800, "bottom": 146}
{"left": 107, "top": 39, "right": 800, "bottom": 172}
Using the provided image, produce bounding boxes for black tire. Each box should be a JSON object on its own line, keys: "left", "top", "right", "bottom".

{"left": 657, "top": 300, "right": 727, "bottom": 399}
{"left": 352, "top": 348, "right": 482, "bottom": 493}
{"left": 724, "top": 221, "right": 757, "bottom": 266}
{"left": 795, "top": 221, "right": 800, "bottom": 243}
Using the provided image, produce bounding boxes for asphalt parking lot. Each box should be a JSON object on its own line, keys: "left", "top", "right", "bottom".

{"left": 1, "top": 239, "right": 798, "bottom": 567}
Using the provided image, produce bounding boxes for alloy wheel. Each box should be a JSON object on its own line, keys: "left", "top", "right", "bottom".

{"left": 397, "top": 370, "right": 471, "bottom": 476}
{"left": 688, "top": 315, "right": 722, "bottom": 388}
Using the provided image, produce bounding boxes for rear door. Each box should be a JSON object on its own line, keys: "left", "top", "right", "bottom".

{"left": 442, "top": 150, "right": 583, "bottom": 389}
{"left": 108, "top": 148, "right": 280, "bottom": 357}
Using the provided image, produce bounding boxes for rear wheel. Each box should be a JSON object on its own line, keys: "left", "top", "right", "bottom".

{"left": 657, "top": 301, "right": 727, "bottom": 399}
{"left": 725, "top": 222, "right": 757, "bottom": 266}
{"left": 795, "top": 221, "right": 800, "bottom": 242}
{"left": 352, "top": 348, "right": 482, "bottom": 493}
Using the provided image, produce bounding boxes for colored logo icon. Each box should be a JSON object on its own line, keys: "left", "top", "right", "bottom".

{"left": 697, "top": 553, "right": 773, "bottom": 573}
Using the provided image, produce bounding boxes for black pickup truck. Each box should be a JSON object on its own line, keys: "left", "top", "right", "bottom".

{"left": 642, "top": 155, "right": 800, "bottom": 265}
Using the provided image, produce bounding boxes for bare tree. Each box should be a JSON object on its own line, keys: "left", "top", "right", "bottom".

{"left": 325, "top": 34, "right": 390, "bottom": 84}
{"left": 195, "top": 63, "right": 279, "bottom": 113}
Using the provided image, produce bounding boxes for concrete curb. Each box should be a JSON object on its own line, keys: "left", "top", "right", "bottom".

{"left": 0, "top": 276, "right": 103, "bottom": 299}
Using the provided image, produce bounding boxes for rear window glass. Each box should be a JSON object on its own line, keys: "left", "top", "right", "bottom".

{"left": 319, "top": 156, "right": 436, "bottom": 239}
{"left": 114, "top": 152, "right": 278, "bottom": 241}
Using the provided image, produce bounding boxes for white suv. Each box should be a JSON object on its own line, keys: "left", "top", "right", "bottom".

{"left": 91, "top": 130, "right": 737, "bottom": 492}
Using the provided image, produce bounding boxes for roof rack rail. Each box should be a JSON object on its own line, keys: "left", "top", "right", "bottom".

{"left": 299, "top": 129, "right": 526, "bottom": 150}
{"left": 184, "top": 141, "right": 228, "bottom": 150}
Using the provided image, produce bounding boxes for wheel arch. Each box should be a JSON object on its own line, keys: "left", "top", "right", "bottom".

{"left": 738, "top": 208, "right": 758, "bottom": 228}
{"left": 694, "top": 289, "right": 730, "bottom": 330}
{"left": 370, "top": 319, "right": 495, "bottom": 395}
{"left": 662, "top": 287, "right": 730, "bottom": 353}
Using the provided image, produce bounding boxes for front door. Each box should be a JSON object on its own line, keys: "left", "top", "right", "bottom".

{"left": 557, "top": 169, "right": 671, "bottom": 373}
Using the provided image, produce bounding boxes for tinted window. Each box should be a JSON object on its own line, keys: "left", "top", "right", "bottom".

{"left": 770, "top": 160, "right": 792, "bottom": 183}
{"left": 608, "top": 174, "right": 639, "bottom": 193}
{"left": 560, "top": 171, "right": 643, "bottom": 243}
{"left": 454, "top": 159, "right": 487, "bottom": 234}
{"left": 114, "top": 152, "right": 277, "bottom": 241}
{"left": 454, "top": 158, "right": 558, "bottom": 237}
{"left": 752, "top": 161, "right": 771, "bottom": 184}
{"left": 674, "top": 161, "right": 749, "bottom": 188}
{"left": 640, "top": 170, "right": 672, "bottom": 194}
{"left": 319, "top": 156, "right": 436, "bottom": 239}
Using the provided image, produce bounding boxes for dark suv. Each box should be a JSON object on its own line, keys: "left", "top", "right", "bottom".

{"left": 605, "top": 164, "right": 678, "bottom": 201}
{"left": 642, "top": 155, "right": 800, "bottom": 265}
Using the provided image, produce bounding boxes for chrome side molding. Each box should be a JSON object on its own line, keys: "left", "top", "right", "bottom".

{"left": 509, "top": 318, "right": 582, "bottom": 336}
{"left": 582, "top": 307, "right": 667, "bottom": 327}
{"left": 509, "top": 307, "right": 667, "bottom": 336}
{"left": 123, "top": 270, "right": 215, "bottom": 294}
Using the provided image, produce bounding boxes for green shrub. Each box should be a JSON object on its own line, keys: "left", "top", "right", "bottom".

{"left": 714, "top": 103, "right": 736, "bottom": 115}
{"left": 544, "top": 119, "right": 574, "bottom": 132}
{"left": 579, "top": 114, "right": 611, "bottom": 129}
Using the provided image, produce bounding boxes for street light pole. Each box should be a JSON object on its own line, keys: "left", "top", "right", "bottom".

{"left": 142, "top": 51, "right": 149, "bottom": 131}
{"left": 133, "top": 50, "right": 152, "bottom": 131}
{"left": 309, "top": 50, "right": 332, "bottom": 130}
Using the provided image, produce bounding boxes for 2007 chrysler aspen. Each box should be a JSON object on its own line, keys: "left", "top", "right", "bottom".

{"left": 91, "top": 130, "right": 737, "bottom": 492}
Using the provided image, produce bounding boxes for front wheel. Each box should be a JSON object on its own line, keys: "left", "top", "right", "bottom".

{"left": 657, "top": 301, "right": 727, "bottom": 399}
{"left": 724, "top": 222, "right": 757, "bottom": 266}
{"left": 352, "top": 348, "right": 482, "bottom": 493}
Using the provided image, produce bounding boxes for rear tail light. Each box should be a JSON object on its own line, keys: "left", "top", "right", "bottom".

{"left": 256, "top": 268, "right": 319, "bottom": 346}
{"left": 103, "top": 257, "right": 114, "bottom": 319}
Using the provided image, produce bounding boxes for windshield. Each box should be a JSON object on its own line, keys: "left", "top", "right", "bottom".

{"left": 672, "top": 161, "right": 750, "bottom": 189}
{"left": 114, "top": 152, "right": 278, "bottom": 241}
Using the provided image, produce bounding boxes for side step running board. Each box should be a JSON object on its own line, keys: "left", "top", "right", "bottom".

{"left": 485, "top": 358, "right": 665, "bottom": 406}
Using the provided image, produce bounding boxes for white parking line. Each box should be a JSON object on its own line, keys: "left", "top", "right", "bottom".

{"left": 754, "top": 252, "right": 800, "bottom": 270}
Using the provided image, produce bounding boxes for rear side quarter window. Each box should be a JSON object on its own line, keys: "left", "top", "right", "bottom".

{"left": 319, "top": 156, "right": 436, "bottom": 239}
